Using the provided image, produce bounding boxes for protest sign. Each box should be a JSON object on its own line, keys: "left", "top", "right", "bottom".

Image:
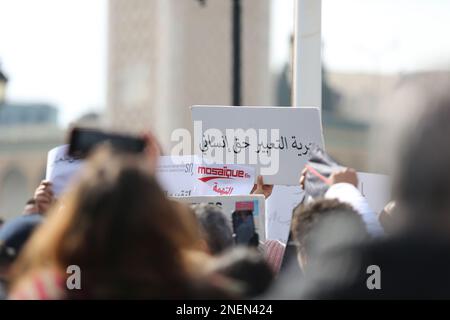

{"left": 156, "top": 156, "right": 256, "bottom": 197}
{"left": 191, "top": 106, "right": 324, "bottom": 185}
{"left": 266, "top": 186, "right": 305, "bottom": 244}
{"left": 357, "top": 172, "right": 391, "bottom": 213}
{"left": 45, "top": 145, "right": 84, "bottom": 197}
{"left": 156, "top": 156, "right": 200, "bottom": 197}
{"left": 173, "top": 194, "right": 266, "bottom": 242}
{"left": 195, "top": 163, "right": 255, "bottom": 196}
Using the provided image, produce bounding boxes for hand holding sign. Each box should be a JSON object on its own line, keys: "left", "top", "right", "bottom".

{"left": 45, "top": 145, "right": 84, "bottom": 197}
{"left": 330, "top": 168, "right": 358, "bottom": 187}
{"left": 251, "top": 175, "right": 274, "bottom": 199}
{"left": 33, "top": 180, "right": 55, "bottom": 214}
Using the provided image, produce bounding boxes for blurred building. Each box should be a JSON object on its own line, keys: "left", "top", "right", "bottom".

{"left": 322, "top": 71, "right": 401, "bottom": 171}
{"left": 107, "top": 0, "right": 273, "bottom": 147}
{"left": 322, "top": 71, "right": 450, "bottom": 172}
{"left": 0, "top": 103, "right": 57, "bottom": 126}
{"left": 0, "top": 67, "right": 63, "bottom": 221}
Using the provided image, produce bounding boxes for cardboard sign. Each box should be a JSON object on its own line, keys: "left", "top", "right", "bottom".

{"left": 191, "top": 106, "right": 324, "bottom": 185}
{"left": 45, "top": 145, "right": 84, "bottom": 197}
{"left": 173, "top": 194, "right": 266, "bottom": 242}
{"left": 195, "top": 163, "right": 255, "bottom": 196}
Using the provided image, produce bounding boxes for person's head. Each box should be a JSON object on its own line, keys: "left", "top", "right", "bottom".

{"left": 209, "top": 247, "right": 274, "bottom": 298}
{"left": 369, "top": 75, "right": 450, "bottom": 233}
{"left": 0, "top": 244, "right": 14, "bottom": 282}
{"left": 192, "top": 204, "right": 233, "bottom": 255}
{"left": 395, "top": 82, "right": 450, "bottom": 232}
{"left": 291, "top": 199, "right": 368, "bottom": 271}
{"left": 11, "top": 147, "right": 202, "bottom": 299}
{"left": 0, "top": 214, "right": 43, "bottom": 281}
{"left": 297, "top": 232, "right": 450, "bottom": 299}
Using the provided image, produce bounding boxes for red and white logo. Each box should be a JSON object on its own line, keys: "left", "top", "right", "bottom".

{"left": 197, "top": 165, "right": 251, "bottom": 183}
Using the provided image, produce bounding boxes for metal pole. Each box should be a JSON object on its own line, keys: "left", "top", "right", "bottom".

{"left": 232, "top": 0, "right": 242, "bottom": 106}
{"left": 292, "top": 0, "right": 322, "bottom": 109}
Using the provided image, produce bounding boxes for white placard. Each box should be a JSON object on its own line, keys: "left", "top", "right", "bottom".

{"left": 266, "top": 185, "right": 305, "bottom": 244}
{"left": 45, "top": 145, "right": 84, "bottom": 197}
{"left": 191, "top": 106, "right": 324, "bottom": 185}
{"left": 156, "top": 156, "right": 256, "bottom": 197}
{"left": 173, "top": 194, "right": 266, "bottom": 242}
{"left": 357, "top": 172, "right": 391, "bottom": 214}
{"left": 156, "top": 156, "right": 200, "bottom": 197}
{"left": 195, "top": 163, "right": 255, "bottom": 196}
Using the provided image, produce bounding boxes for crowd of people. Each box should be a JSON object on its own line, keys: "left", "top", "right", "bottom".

{"left": 1, "top": 78, "right": 450, "bottom": 299}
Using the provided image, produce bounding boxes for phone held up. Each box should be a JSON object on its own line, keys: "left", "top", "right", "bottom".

{"left": 232, "top": 208, "right": 259, "bottom": 247}
{"left": 67, "top": 127, "right": 147, "bottom": 159}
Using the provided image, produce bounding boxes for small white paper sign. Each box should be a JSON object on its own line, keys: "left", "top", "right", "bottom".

{"left": 173, "top": 194, "right": 266, "bottom": 242}
{"left": 357, "top": 172, "right": 391, "bottom": 213}
{"left": 45, "top": 145, "right": 84, "bottom": 197}
{"left": 266, "top": 185, "right": 305, "bottom": 244}
{"left": 191, "top": 106, "right": 324, "bottom": 185}
{"left": 195, "top": 163, "right": 255, "bottom": 196}
{"left": 155, "top": 155, "right": 200, "bottom": 197}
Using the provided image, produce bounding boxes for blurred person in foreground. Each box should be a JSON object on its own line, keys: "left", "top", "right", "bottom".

{"left": 0, "top": 181, "right": 56, "bottom": 299}
{"left": 0, "top": 246, "right": 12, "bottom": 299}
{"left": 276, "top": 77, "right": 450, "bottom": 299}
{"left": 207, "top": 247, "right": 274, "bottom": 298}
{"left": 263, "top": 198, "right": 369, "bottom": 299}
{"left": 8, "top": 148, "right": 236, "bottom": 299}
{"left": 0, "top": 179, "right": 55, "bottom": 272}
{"left": 372, "top": 79, "right": 450, "bottom": 236}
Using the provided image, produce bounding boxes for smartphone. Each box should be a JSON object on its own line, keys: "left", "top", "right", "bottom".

{"left": 232, "top": 210, "right": 258, "bottom": 247}
{"left": 68, "top": 127, "right": 147, "bottom": 158}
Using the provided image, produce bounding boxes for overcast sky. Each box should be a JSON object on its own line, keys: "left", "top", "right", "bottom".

{"left": 322, "top": 0, "right": 450, "bottom": 73}
{"left": 1, "top": 0, "right": 450, "bottom": 126}
{"left": 0, "top": 0, "right": 107, "bottom": 125}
